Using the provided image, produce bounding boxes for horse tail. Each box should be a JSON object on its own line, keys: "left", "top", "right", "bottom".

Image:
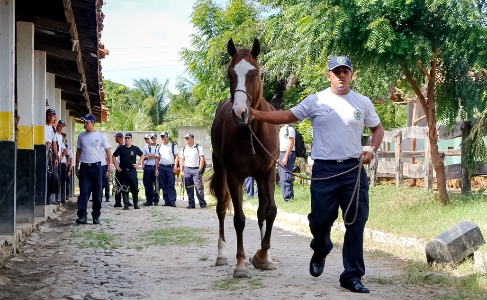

{"left": 209, "top": 161, "right": 232, "bottom": 213}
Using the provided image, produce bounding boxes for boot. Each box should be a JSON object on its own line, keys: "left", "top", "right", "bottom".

{"left": 122, "top": 193, "right": 129, "bottom": 210}
{"left": 133, "top": 192, "right": 140, "bottom": 209}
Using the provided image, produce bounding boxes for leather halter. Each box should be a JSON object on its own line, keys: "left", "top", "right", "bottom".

{"left": 231, "top": 89, "right": 261, "bottom": 110}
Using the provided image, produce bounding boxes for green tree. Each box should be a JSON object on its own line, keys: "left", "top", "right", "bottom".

{"left": 261, "top": 0, "right": 487, "bottom": 204}
{"left": 133, "top": 78, "right": 170, "bottom": 127}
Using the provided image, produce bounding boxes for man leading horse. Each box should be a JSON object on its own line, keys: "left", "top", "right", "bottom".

{"left": 250, "top": 55, "right": 384, "bottom": 293}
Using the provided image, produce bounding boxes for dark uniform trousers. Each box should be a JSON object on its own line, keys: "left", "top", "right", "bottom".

{"left": 143, "top": 165, "right": 157, "bottom": 204}
{"left": 184, "top": 166, "right": 206, "bottom": 208}
{"left": 308, "top": 158, "right": 369, "bottom": 285}
{"left": 65, "top": 166, "right": 71, "bottom": 200}
{"left": 59, "top": 163, "right": 67, "bottom": 203}
{"left": 121, "top": 168, "right": 139, "bottom": 204}
{"left": 101, "top": 165, "right": 110, "bottom": 201}
{"left": 77, "top": 162, "right": 102, "bottom": 219}
{"left": 47, "top": 152, "right": 59, "bottom": 204}
{"left": 158, "top": 164, "right": 176, "bottom": 206}
{"left": 279, "top": 151, "right": 296, "bottom": 200}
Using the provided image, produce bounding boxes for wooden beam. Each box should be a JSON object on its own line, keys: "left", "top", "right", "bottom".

{"left": 61, "top": 91, "right": 86, "bottom": 105}
{"left": 47, "top": 64, "right": 82, "bottom": 81}
{"left": 35, "top": 41, "right": 77, "bottom": 61}
{"left": 17, "top": 15, "right": 71, "bottom": 33}
{"left": 55, "top": 78, "right": 84, "bottom": 96}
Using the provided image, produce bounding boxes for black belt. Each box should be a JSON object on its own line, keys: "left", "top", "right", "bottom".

{"left": 186, "top": 166, "right": 199, "bottom": 169}
{"left": 80, "top": 162, "right": 101, "bottom": 167}
{"left": 314, "top": 158, "right": 359, "bottom": 163}
{"left": 160, "top": 164, "right": 174, "bottom": 167}
{"left": 280, "top": 150, "right": 295, "bottom": 153}
{"left": 144, "top": 165, "right": 156, "bottom": 167}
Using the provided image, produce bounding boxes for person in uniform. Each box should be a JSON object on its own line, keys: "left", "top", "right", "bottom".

{"left": 75, "top": 114, "right": 112, "bottom": 225}
{"left": 144, "top": 134, "right": 150, "bottom": 147}
{"left": 100, "top": 147, "right": 111, "bottom": 203}
{"left": 142, "top": 133, "right": 160, "bottom": 206}
{"left": 250, "top": 56, "right": 384, "bottom": 293}
{"left": 62, "top": 132, "right": 72, "bottom": 202}
{"left": 156, "top": 131, "right": 179, "bottom": 207}
{"left": 45, "top": 109, "right": 59, "bottom": 205}
{"left": 279, "top": 124, "right": 296, "bottom": 202}
{"left": 244, "top": 177, "right": 258, "bottom": 200}
{"left": 112, "top": 133, "right": 145, "bottom": 210}
{"left": 179, "top": 133, "right": 206, "bottom": 209}
{"left": 55, "top": 120, "right": 67, "bottom": 204}
{"left": 112, "top": 132, "right": 132, "bottom": 208}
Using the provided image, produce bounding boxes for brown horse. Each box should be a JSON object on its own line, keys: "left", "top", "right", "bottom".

{"left": 209, "top": 38, "right": 279, "bottom": 278}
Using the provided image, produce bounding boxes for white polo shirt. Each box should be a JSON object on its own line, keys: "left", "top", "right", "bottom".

{"left": 77, "top": 131, "right": 110, "bottom": 163}
{"left": 142, "top": 143, "right": 160, "bottom": 166}
{"left": 55, "top": 133, "right": 65, "bottom": 158}
{"left": 158, "top": 142, "right": 178, "bottom": 165}
{"left": 290, "top": 88, "right": 380, "bottom": 160}
{"left": 61, "top": 144, "right": 69, "bottom": 164}
{"left": 279, "top": 125, "right": 295, "bottom": 152}
{"left": 45, "top": 125, "right": 55, "bottom": 143}
{"left": 180, "top": 144, "right": 203, "bottom": 168}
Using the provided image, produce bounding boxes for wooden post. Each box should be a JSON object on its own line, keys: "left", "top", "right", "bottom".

{"left": 424, "top": 130, "right": 433, "bottom": 190}
{"left": 396, "top": 130, "right": 403, "bottom": 187}
{"left": 461, "top": 121, "right": 471, "bottom": 194}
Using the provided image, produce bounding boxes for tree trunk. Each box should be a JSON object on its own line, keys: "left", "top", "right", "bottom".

{"left": 404, "top": 49, "right": 448, "bottom": 204}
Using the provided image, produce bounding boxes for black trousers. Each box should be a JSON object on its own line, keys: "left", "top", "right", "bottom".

{"left": 121, "top": 168, "right": 139, "bottom": 204}
{"left": 60, "top": 163, "right": 67, "bottom": 202}
{"left": 101, "top": 165, "right": 110, "bottom": 201}
{"left": 143, "top": 165, "right": 157, "bottom": 203}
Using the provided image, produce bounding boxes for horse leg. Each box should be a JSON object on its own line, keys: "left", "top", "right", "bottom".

{"left": 252, "top": 171, "right": 277, "bottom": 270}
{"left": 227, "top": 175, "right": 248, "bottom": 278}
{"left": 211, "top": 159, "right": 229, "bottom": 266}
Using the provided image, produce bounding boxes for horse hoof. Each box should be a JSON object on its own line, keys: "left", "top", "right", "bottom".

{"left": 233, "top": 268, "right": 249, "bottom": 278}
{"left": 215, "top": 257, "right": 228, "bottom": 266}
{"left": 252, "top": 259, "right": 276, "bottom": 270}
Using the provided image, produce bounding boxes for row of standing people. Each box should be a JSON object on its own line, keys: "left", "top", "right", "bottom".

{"left": 111, "top": 131, "right": 207, "bottom": 210}
{"left": 45, "top": 108, "right": 73, "bottom": 205}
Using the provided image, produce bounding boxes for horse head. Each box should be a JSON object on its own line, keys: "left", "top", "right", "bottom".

{"left": 227, "top": 38, "right": 261, "bottom": 126}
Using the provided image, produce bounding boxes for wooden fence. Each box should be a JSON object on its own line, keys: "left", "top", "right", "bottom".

{"left": 367, "top": 120, "right": 487, "bottom": 193}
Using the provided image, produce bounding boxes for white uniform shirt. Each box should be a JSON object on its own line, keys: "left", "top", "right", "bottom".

{"left": 45, "top": 125, "right": 55, "bottom": 143}
{"left": 158, "top": 142, "right": 178, "bottom": 165}
{"left": 142, "top": 144, "right": 160, "bottom": 166}
{"left": 55, "top": 133, "right": 65, "bottom": 158}
{"left": 290, "top": 88, "right": 380, "bottom": 160}
{"left": 77, "top": 131, "right": 110, "bottom": 163}
{"left": 180, "top": 144, "right": 203, "bottom": 168}
{"left": 61, "top": 145, "right": 69, "bottom": 164}
{"left": 279, "top": 125, "right": 296, "bottom": 152}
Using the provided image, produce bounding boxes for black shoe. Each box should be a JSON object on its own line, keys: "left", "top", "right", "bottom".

{"left": 163, "top": 203, "right": 176, "bottom": 207}
{"left": 105, "top": 199, "right": 110, "bottom": 202}
{"left": 123, "top": 204, "right": 129, "bottom": 210}
{"left": 186, "top": 206, "right": 195, "bottom": 209}
{"left": 114, "top": 203, "right": 122, "bottom": 208}
{"left": 76, "top": 217, "right": 87, "bottom": 224}
{"left": 309, "top": 254, "right": 326, "bottom": 277}
{"left": 134, "top": 203, "right": 140, "bottom": 209}
{"left": 200, "top": 206, "right": 207, "bottom": 209}
{"left": 128, "top": 202, "right": 133, "bottom": 207}
{"left": 93, "top": 217, "right": 100, "bottom": 225}
{"left": 143, "top": 201, "right": 153, "bottom": 206}
{"left": 153, "top": 202, "right": 159, "bottom": 206}
{"left": 61, "top": 200, "right": 66, "bottom": 204}
{"left": 340, "top": 280, "right": 370, "bottom": 293}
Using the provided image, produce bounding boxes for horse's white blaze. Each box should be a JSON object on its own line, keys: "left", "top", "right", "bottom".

{"left": 232, "top": 59, "right": 256, "bottom": 118}
{"left": 217, "top": 237, "right": 227, "bottom": 258}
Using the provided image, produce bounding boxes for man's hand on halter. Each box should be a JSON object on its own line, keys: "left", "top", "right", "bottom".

{"left": 358, "top": 150, "right": 374, "bottom": 164}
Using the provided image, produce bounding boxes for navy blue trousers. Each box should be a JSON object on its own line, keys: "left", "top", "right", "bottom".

{"left": 143, "top": 165, "right": 157, "bottom": 203}
{"left": 308, "top": 158, "right": 369, "bottom": 284}
{"left": 279, "top": 151, "right": 296, "bottom": 200}
{"left": 101, "top": 165, "right": 110, "bottom": 201}
{"left": 159, "top": 164, "right": 176, "bottom": 205}
{"left": 184, "top": 167, "right": 206, "bottom": 208}
{"left": 244, "top": 177, "right": 258, "bottom": 198}
{"left": 77, "top": 163, "right": 102, "bottom": 218}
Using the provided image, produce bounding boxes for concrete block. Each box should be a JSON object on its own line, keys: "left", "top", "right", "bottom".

{"left": 425, "top": 221, "right": 485, "bottom": 264}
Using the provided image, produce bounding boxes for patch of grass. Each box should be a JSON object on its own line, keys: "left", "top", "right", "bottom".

{"left": 213, "top": 277, "right": 264, "bottom": 291}
{"left": 135, "top": 245, "right": 143, "bottom": 251}
{"left": 149, "top": 210, "right": 179, "bottom": 223}
{"left": 141, "top": 227, "right": 208, "bottom": 246}
{"left": 368, "top": 275, "right": 394, "bottom": 285}
{"left": 199, "top": 256, "right": 208, "bottom": 261}
{"left": 77, "top": 229, "right": 123, "bottom": 250}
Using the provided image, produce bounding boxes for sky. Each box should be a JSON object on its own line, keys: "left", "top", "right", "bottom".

{"left": 101, "top": 0, "right": 228, "bottom": 93}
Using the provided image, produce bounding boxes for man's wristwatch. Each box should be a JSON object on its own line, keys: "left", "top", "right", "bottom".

{"left": 138, "top": 162, "right": 141, "bottom": 165}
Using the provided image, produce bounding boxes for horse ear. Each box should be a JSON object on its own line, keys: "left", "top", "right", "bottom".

{"left": 251, "top": 38, "right": 260, "bottom": 58}
{"left": 227, "top": 38, "right": 237, "bottom": 57}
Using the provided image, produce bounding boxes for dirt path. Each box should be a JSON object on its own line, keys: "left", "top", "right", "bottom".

{"left": 0, "top": 199, "right": 449, "bottom": 300}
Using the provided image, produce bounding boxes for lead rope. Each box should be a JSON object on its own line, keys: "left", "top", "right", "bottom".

{"left": 248, "top": 126, "right": 364, "bottom": 225}
{"left": 47, "top": 146, "right": 54, "bottom": 174}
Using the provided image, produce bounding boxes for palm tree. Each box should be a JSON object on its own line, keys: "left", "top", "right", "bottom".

{"left": 133, "top": 78, "right": 170, "bottom": 127}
